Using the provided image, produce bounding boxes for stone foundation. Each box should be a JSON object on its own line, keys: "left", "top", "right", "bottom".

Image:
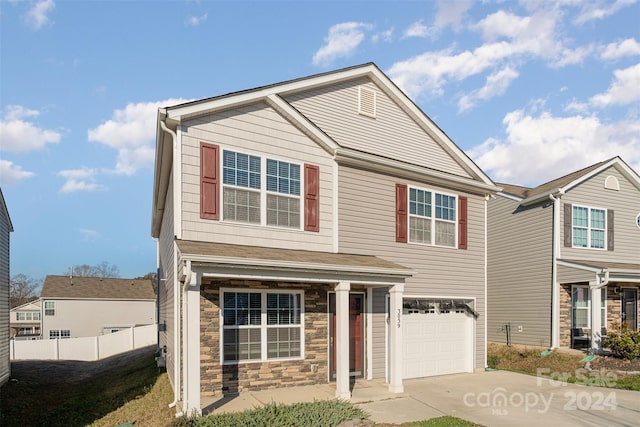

{"left": 200, "top": 279, "right": 329, "bottom": 397}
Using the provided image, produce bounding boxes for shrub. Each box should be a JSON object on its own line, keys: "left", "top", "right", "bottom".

{"left": 603, "top": 330, "right": 640, "bottom": 360}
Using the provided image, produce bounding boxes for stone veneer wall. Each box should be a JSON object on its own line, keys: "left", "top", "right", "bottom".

{"left": 560, "top": 283, "right": 639, "bottom": 348}
{"left": 200, "top": 279, "right": 329, "bottom": 397}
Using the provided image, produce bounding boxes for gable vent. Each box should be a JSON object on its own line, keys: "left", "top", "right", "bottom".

{"left": 358, "top": 86, "right": 376, "bottom": 118}
{"left": 604, "top": 175, "right": 619, "bottom": 191}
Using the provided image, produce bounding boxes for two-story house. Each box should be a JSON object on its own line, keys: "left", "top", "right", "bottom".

{"left": 10, "top": 300, "right": 41, "bottom": 339}
{"left": 0, "top": 188, "right": 13, "bottom": 387}
{"left": 41, "top": 275, "right": 156, "bottom": 339}
{"left": 151, "top": 63, "right": 500, "bottom": 416}
{"left": 487, "top": 157, "right": 640, "bottom": 352}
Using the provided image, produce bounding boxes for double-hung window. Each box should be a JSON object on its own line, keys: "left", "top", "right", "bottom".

{"left": 222, "top": 150, "right": 301, "bottom": 229}
{"left": 49, "top": 329, "right": 70, "bottom": 339}
{"left": 44, "top": 301, "right": 55, "bottom": 316}
{"left": 409, "top": 187, "right": 457, "bottom": 247}
{"left": 572, "top": 286, "right": 606, "bottom": 328}
{"left": 572, "top": 206, "right": 606, "bottom": 249}
{"left": 223, "top": 151, "right": 261, "bottom": 224}
{"left": 266, "top": 159, "right": 301, "bottom": 228}
{"left": 222, "top": 289, "right": 303, "bottom": 363}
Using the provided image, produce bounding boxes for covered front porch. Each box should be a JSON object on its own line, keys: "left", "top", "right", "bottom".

{"left": 558, "top": 259, "right": 640, "bottom": 352}
{"left": 175, "top": 240, "right": 413, "bottom": 416}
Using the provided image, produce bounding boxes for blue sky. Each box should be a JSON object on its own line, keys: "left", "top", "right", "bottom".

{"left": 1, "top": 0, "right": 639, "bottom": 283}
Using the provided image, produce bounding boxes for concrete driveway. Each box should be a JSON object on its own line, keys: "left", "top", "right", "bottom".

{"left": 361, "top": 370, "right": 640, "bottom": 426}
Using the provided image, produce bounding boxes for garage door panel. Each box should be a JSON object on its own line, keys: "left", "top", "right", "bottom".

{"left": 402, "top": 308, "right": 473, "bottom": 379}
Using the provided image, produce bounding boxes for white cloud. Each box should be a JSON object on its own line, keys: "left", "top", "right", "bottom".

{"left": 372, "top": 28, "right": 393, "bottom": 43}
{"left": 312, "top": 22, "right": 372, "bottom": 66}
{"left": 79, "top": 228, "right": 100, "bottom": 241}
{"left": 601, "top": 38, "right": 640, "bottom": 60}
{"left": 0, "top": 105, "right": 61, "bottom": 152}
{"left": 186, "top": 12, "right": 207, "bottom": 27}
{"left": 25, "top": 0, "right": 55, "bottom": 29}
{"left": 551, "top": 44, "right": 595, "bottom": 68}
{"left": 590, "top": 63, "right": 640, "bottom": 107}
{"left": 0, "top": 160, "right": 35, "bottom": 185}
{"left": 57, "top": 167, "right": 105, "bottom": 193}
{"left": 434, "top": 0, "right": 473, "bottom": 30}
{"left": 458, "top": 66, "right": 519, "bottom": 112}
{"left": 87, "top": 98, "right": 190, "bottom": 175}
{"left": 403, "top": 20, "right": 434, "bottom": 38}
{"left": 574, "top": 0, "right": 637, "bottom": 25}
{"left": 470, "top": 109, "right": 640, "bottom": 185}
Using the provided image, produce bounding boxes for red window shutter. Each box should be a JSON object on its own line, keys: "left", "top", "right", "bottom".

{"left": 304, "top": 164, "right": 319, "bottom": 232}
{"left": 200, "top": 142, "right": 219, "bottom": 220}
{"left": 458, "top": 196, "right": 468, "bottom": 249}
{"left": 396, "top": 184, "right": 407, "bottom": 243}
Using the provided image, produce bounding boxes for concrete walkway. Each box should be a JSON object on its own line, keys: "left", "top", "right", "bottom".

{"left": 202, "top": 370, "right": 640, "bottom": 426}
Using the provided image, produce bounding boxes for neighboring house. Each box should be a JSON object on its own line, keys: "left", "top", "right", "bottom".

{"left": 40, "top": 276, "right": 156, "bottom": 339}
{"left": 0, "top": 188, "right": 13, "bottom": 387}
{"left": 487, "top": 157, "right": 640, "bottom": 352}
{"left": 10, "top": 300, "right": 41, "bottom": 340}
{"left": 152, "top": 63, "right": 499, "bottom": 415}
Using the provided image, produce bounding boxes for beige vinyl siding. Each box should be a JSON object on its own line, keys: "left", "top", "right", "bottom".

{"left": 338, "top": 165, "right": 486, "bottom": 370}
{"left": 285, "top": 78, "right": 472, "bottom": 179}
{"left": 557, "top": 264, "right": 594, "bottom": 284}
{"left": 560, "top": 166, "right": 640, "bottom": 263}
{"left": 180, "top": 102, "right": 334, "bottom": 252}
{"left": 159, "top": 174, "right": 176, "bottom": 387}
{"left": 371, "top": 287, "right": 387, "bottom": 379}
{"left": 0, "top": 202, "right": 9, "bottom": 384}
{"left": 487, "top": 195, "right": 553, "bottom": 347}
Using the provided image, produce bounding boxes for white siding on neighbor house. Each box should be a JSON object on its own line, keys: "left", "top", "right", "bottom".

{"left": 0, "top": 202, "right": 10, "bottom": 385}
{"left": 560, "top": 166, "right": 640, "bottom": 264}
{"left": 159, "top": 173, "right": 176, "bottom": 387}
{"left": 285, "top": 77, "right": 472, "bottom": 179}
{"left": 180, "top": 102, "right": 334, "bottom": 252}
{"left": 487, "top": 195, "right": 554, "bottom": 347}
{"left": 41, "top": 299, "right": 156, "bottom": 339}
{"left": 338, "top": 165, "right": 486, "bottom": 371}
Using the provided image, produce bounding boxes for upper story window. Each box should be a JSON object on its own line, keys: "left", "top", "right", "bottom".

{"left": 572, "top": 205, "right": 606, "bottom": 249}
{"left": 222, "top": 150, "right": 301, "bottom": 229}
{"left": 16, "top": 311, "right": 40, "bottom": 321}
{"left": 200, "top": 143, "right": 320, "bottom": 232}
{"left": 44, "top": 301, "right": 55, "bottom": 316}
{"left": 409, "top": 187, "right": 457, "bottom": 247}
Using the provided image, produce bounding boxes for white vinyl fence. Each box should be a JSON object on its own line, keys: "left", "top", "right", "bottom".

{"left": 10, "top": 324, "right": 157, "bottom": 361}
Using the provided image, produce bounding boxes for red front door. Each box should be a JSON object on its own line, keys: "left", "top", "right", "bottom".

{"left": 329, "top": 293, "right": 364, "bottom": 379}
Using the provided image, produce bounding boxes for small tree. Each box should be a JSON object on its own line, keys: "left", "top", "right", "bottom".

{"left": 67, "top": 261, "right": 120, "bottom": 278}
{"left": 10, "top": 274, "right": 41, "bottom": 308}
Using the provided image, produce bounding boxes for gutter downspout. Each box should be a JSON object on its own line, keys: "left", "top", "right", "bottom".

{"left": 178, "top": 260, "right": 195, "bottom": 417}
{"left": 549, "top": 192, "right": 562, "bottom": 348}
{"left": 160, "top": 119, "right": 181, "bottom": 413}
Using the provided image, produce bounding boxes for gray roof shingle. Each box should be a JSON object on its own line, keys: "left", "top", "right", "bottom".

{"left": 41, "top": 276, "right": 155, "bottom": 300}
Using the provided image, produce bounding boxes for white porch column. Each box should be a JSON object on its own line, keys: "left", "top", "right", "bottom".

{"left": 590, "top": 284, "right": 602, "bottom": 353}
{"left": 335, "top": 281, "right": 351, "bottom": 400}
{"left": 388, "top": 283, "right": 404, "bottom": 393}
{"left": 183, "top": 271, "right": 202, "bottom": 416}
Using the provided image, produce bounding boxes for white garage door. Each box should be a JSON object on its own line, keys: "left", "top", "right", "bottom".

{"left": 402, "top": 304, "right": 474, "bottom": 379}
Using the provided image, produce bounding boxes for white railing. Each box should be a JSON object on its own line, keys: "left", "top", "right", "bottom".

{"left": 10, "top": 324, "right": 157, "bottom": 361}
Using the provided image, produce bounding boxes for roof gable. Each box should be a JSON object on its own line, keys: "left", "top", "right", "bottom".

{"left": 41, "top": 276, "right": 155, "bottom": 300}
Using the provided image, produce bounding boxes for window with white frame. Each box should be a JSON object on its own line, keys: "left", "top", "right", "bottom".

{"left": 49, "top": 329, "right": 70, "bottom": 339}
{"left": 222, "top": 150, "right": 302, "bottom": 229}
{"left": 222, "top": 289, "right": 303, "bottom": 363}
{"left": 409, "top": 187, "right": 457, "bottom": 247}
{"left": 572, "top": 206, "right": 606, "bottom": 249}
{"left": 266, "top": 159, "right": 300, "bottom": 228}
{"left": 572, "top": 286, "right": 606, "bottom": 329}
{"left": 44, "top": 301, "right": 55, "bottom": 316}
{"left": 16, "top": 311, "right": 40, "bottom": 321}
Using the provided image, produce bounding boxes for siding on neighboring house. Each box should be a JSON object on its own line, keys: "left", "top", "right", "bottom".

{"left": 371, "top": 287, "right": 388, "bottom": 380}
{"left": 557, "top": 265, "right": 593, "bottom": 284}
{"left": 159, "top": 173, "right": 176, "bottom": 387}
{"left": 179, "top": 102, "right": 334, "bottom": 251}
{"left": 487, "top": 195, "right": 554, "bottom": 347}
{"left": 0, "top": 191, "right": 10, "bottom": 385}
{"left": 560, "top": 167, "right": 640, "bottom": 263}
{"left": 284, "top": 77, "right": 472, "bottom": 179}
{"left": 338, "top": 165, "right": 486, "bottom": 371}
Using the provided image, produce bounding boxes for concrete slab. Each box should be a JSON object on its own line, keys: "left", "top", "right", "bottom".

{"left": 201, "top": 371, "right": 640, "bottom": 426}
